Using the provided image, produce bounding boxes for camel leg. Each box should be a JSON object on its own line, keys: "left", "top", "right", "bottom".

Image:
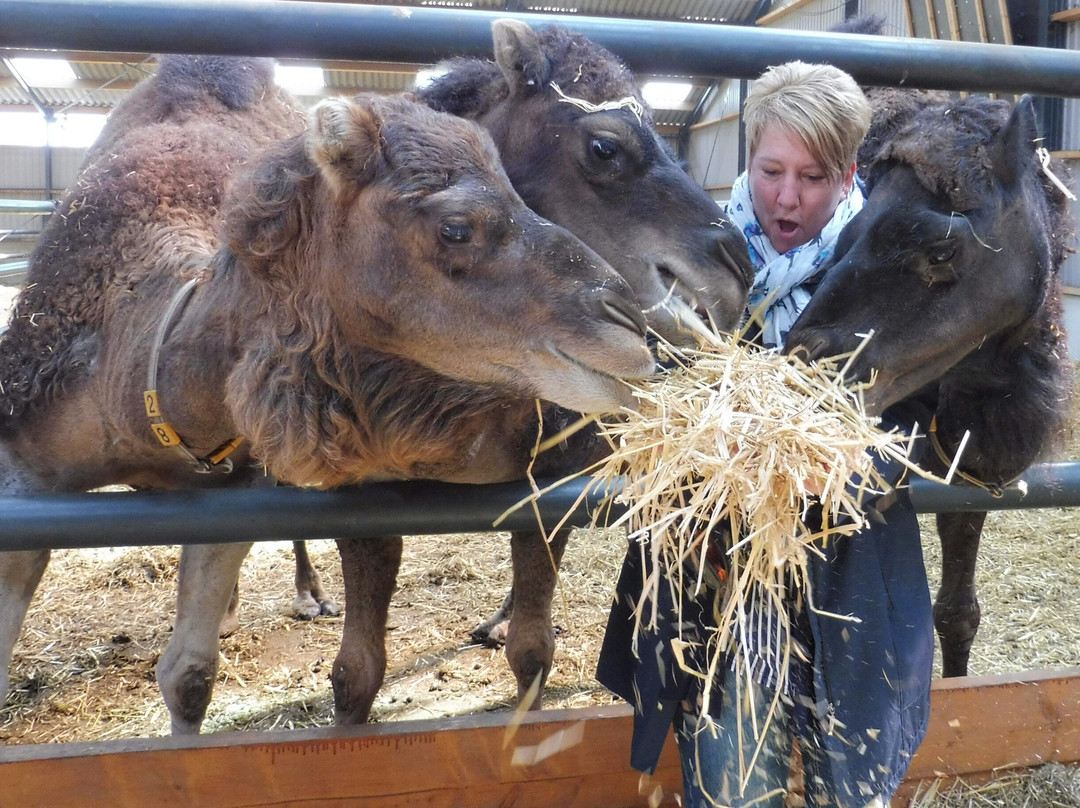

{"left": 217, "top": 539, "right": 342, "bottom": 635}
{"left": 332, "top": 536, "right": 402, "bottom": 724}
{"left": 291, "top": 540, "right": 342, "bottom": 619}
{"left": 219, "top": 580, "right": 241, "bottom": 637}
{"left": 0, "top": 549, "right": 51, "bottom": 706}
{"left": 472, "top": 587, "right": 514, "bottom": 646}
{"left": 505, "top": 528, "right": 569, "bottom": 710}
{"left": 934, "top": 510, "right": 986, "bottom": 678}
{"left": 157, "top": 541, "right": 253, "bottom": 735}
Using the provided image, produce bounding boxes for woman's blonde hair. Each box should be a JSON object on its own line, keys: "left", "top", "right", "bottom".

{"left": 743, "top": 61, "right": 871, "bottom": 183}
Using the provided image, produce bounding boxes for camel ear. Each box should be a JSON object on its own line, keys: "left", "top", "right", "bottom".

{"left": 492, "top": 19, "right": 550, "bottom": 97}
{"left": 307, "top": 96, "right": 382, "bottom": 194}
{"left": 988, "top": 94, "right": 1039, "bottom": 191}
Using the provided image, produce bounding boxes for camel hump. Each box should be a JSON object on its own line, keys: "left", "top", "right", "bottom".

{"left": 155, "top": 55, "right": 277, "bottom": 111}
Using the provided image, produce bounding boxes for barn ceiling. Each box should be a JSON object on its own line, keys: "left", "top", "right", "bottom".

{"left": 0, "top": 0, "right": 768, "bottom": 132}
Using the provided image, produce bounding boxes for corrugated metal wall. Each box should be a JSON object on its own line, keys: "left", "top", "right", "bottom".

{"left": 0, "top": 147, "right": 84, "bottom": 250}
{"left": 1057, "top": 20, "right": 1080, "bottom": 290}
{"left": 1062, "top": 21, "right": 1080, "bottom": 152}
{"left": 687, "top": 78, "right": 742, "bottom": 203}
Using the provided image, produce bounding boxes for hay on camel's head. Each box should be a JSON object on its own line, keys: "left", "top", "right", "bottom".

{"left": 554, "top": 331, "right": 938, "bottom": 792}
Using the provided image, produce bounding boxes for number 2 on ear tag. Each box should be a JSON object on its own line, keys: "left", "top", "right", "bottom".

{"left": 144, "top": 389, "right": 162, "bottom": 418}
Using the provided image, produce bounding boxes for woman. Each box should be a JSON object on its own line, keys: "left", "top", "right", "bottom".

{"left": 596, "top": 62, "right": 934, "bottom": 808}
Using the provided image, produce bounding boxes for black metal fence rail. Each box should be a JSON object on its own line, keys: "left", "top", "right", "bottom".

{"left": 3, "top": 0, "right": 1080, "bottom": 97}
{"left": 2, "top": 462, "right": 1078, "bottom": 553}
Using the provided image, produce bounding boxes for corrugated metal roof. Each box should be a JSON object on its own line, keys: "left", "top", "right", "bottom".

{"left": 540, "top": 0, "right": 761, "bottom": 23}
{"left": 355, "top": 0, "right": 762, "bottom": 20}
{"left": 29, "top": 87, "right": 130, "bottom": 111}
{"left": 324, "top": 69, "right": 419, "bottom": 93}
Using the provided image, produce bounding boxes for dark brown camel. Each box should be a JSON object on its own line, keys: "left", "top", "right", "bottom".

{"left": 786, "top": 93, "right": 1073, "bottom": 678}
{"left": 0, "top": 55, "right": 655, "bottom": 734}
{"left": 323, "top": 20, "right": 754, "bottom": 724}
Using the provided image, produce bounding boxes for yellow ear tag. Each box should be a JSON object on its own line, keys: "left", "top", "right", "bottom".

{"left": 144, "top": 389, "right": 162, "bottom": 418}
{"left": 151, "top": 421, "right": 182, "bottom": 447}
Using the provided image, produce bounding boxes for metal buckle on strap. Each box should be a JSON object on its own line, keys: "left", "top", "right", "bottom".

{"left": 929, "top": 415, "right": 1015, "bottom": 498}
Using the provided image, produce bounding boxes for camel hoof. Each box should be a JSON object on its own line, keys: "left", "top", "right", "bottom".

{"left": 291, "top": 592, "right": 342, "bottom": 620}
{"left": 472, "top": 619, "right": 509, "bottom": 648}
{"left": 318, "top": 598, "right": 343, "bottom": 617}
{"left": 291, "top": 592, "right": 322, "bottom": 620}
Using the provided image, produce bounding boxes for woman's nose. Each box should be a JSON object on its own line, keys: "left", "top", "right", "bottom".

{"left": 776, "top": 177, "right": 799, "bottom": 208}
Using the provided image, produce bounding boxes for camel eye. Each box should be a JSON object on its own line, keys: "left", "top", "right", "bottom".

{"left": 928, "top": 243, "right": 955, "bottom": 265}
{"left": 439, "top": 222, "right": 473, "bottom": 245}
{"left": 590, "top": 137, "right": 618, "bottom": 161}
{"left": 920, "top": 259, "right": 957, "bottom": 287}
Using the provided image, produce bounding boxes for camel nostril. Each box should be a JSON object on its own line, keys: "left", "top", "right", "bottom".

{"left": 654, "top": 266, "right": 707, "bottom": 317}
{"left": 598, "top": 286, "right": 647, "bottom": 337}
{"left": 785, "top": 332, "right": 831, "bottom": 362}
{"left": 714, "top": 232, "right": 755, "bottom": 288}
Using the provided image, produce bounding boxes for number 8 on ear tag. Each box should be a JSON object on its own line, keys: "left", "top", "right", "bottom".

{"left": 151, "top": 421, "right": 182, "bottom": 447}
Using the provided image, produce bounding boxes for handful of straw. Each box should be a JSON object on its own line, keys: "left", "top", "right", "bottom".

{"left": 584, "top": 334, "right": 926, "bottom": 726}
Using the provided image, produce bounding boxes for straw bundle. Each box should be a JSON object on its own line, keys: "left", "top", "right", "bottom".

{"left": 585, "top": 334, "right": 924, "bottom": 727}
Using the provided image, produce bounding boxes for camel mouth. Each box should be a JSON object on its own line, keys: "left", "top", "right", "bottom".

{"left": 534, "top": 345, "right": 651, "bottom": 414}
{"left": 550, "top": 344, "right": 654, "bottom": 380}
{"left": 645, "top": 258, "right": 744, "bottom": 343}
{"left": 643, "top": 291, "right": 719, "bottom": 347}
{"left": 859, "top": 333, "right": 981, "bottom": 416}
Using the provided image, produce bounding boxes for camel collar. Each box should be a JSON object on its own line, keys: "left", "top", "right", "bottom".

{"left": 928, "top": 415, "right": 1024, "bottom": 498}
{"left": 144, "top": 275, "right": 243, "bottom": 474}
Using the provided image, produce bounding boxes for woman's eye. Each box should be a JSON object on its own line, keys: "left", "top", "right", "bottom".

{"left": 928, "top": 244, "right": 955, "bottom": 265}
{"left": 439, "top": 222, "right": 473, "bottom": 245}
{"left": 590, "top": 137, "right": 619, "bottom": 161}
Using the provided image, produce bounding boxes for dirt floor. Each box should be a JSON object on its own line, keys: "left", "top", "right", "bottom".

{"left": 1, "top": 281, "right": 1078, "bottom": 804}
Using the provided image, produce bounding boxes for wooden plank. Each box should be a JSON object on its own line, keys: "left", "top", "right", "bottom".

{"left": 907, "top": 0, "right": 937, "bottom": 39}
{"left": 944, "top": 0, "right": 962, "bottom": 40}
{"left": 995, "top": 0, "right": 1014, "bottom": 43}
{"left": 973, "top": 0, "right": 989, "bottom": 43}
{"left": 906, "top": 668, "right": 1080, "bottom": 780}
{"left": 688, "top": 110, "right": 740, "bottom": 131}
{"left": 754, "top": 0, "right": 817, "bottom": 28}
{"left": 949, "top": 0, "right": 986, "bottom": 42}
{"left": 1, "top": 671, "right": 1079, "bottom": 807}
{"left": 1052, "top": 7, "right": 1080, "bottom": 24}
{"left": 0, "top": 705, "right": 683, "bottom": 808}
{"left": 926, "top": 0, "right": 952, "bottom": 39}
{"left": 983, "top": 0, "right": 1012, "bottom": 43}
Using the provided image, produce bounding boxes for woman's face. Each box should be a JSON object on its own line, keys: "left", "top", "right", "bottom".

{"left": 748, "top": 125, "right": 855, "bottom": 254}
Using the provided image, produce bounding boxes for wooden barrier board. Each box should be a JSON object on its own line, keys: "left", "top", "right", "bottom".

{"left": 1, "top": 669, "right": 1079, "bottom": 807}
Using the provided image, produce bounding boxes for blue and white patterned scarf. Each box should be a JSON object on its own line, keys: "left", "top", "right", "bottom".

{"left": 725, "top": 171, "right": 865, "bottom": 349}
